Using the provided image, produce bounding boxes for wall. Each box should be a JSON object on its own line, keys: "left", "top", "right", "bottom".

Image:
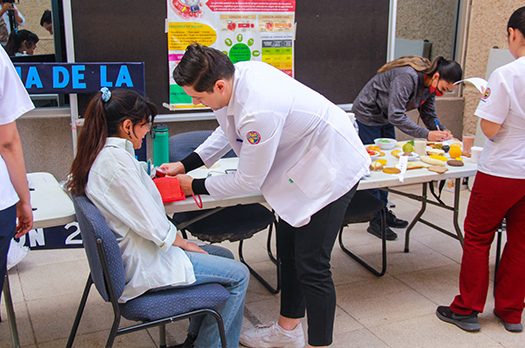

{"left": 396, "top": 0, "right": 457, "bottom": 60}
{"left": 461, "top": 0, "right": 522, "bottom": 134}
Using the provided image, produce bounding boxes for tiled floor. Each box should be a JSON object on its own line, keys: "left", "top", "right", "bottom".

{"left": 1, "top": 183, "right": 523, "bottom": 347}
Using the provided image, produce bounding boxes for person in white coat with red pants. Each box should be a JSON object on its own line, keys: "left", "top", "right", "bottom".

{"left": 162, "top": 43, "right": 370, "bottom": 348}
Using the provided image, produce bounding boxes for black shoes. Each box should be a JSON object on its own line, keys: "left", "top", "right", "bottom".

{"left": 494, "top": 310, "right": 523, "bottom": 332}
{"left": 367, "top": 215, "right": 398, "bottom": 240}
{"left": 436, "top": 306, "right": 481, "bottom": 332}
{"left": 386, "top": 209, "right": 408, "bottom": 228}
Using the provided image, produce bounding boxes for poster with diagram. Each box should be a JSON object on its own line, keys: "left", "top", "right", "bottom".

{"left": 167, "top": 0, "right": 296, "bottom": 110}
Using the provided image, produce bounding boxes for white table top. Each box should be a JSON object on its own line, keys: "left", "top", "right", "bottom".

{"left": 164, "top": 149, "right": 478, "bottom": 214}
{"left": 28, "top": 172, "right": 76, "bottom": 229}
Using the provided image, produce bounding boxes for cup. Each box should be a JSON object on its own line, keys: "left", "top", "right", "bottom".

{"left": 462, "top": 133, "right": 475, "bottom": 153}
{"left": 414, "top": 138, "right": 427, "bottom": 156}
{"left": 470, "top": 146, "right": 483, "bottom": 163}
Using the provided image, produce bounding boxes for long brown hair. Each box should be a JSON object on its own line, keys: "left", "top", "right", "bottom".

{"left": 377, "top": 55, "right": 463, "bottom": 83}
{"left": 67, "top": 89, "right": 157, "bottom": 196}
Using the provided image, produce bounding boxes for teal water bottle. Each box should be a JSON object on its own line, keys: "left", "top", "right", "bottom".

{"left": 152, "top": 124, "right": 169, "bottom": 167}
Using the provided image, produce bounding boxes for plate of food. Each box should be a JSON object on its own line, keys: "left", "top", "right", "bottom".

{"left": 398, "top": 151, "right": 420, "bottom": 161}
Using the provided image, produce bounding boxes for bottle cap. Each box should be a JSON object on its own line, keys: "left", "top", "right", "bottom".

{"left": 153, "top": 124, "right": 168, "bottom": 132}
{"left": 155, "top": 167, "right": 167, "bottom": 177}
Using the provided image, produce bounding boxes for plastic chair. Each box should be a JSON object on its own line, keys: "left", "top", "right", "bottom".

{"left": 169, "top": 130, "right": 280, "bottom": 294}
{"left": 338, "top": 190, "right": 387, "bottom": 276}
{"left": 67, "top": 195, "right": 230, "bottom": 348}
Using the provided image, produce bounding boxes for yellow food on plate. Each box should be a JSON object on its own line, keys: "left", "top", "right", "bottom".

{"left": 420, "top": 156, "right": 446, "bottom": 166}
{"left": 450, "top": 142, "right": 462, "bottom": 148}
{"left": 378, "top": 151, "right": 385, "bottom": 157}
{"left": 383, "top": 167, "right": 401, "bottom": 174}
{"left": 448, "top": 146, "right": 462, "bottom": 159}
{"left": 376, "top": 159, "right": 387, "bottom": 165}
{"left": 429, "top": 155, "right": 448, "bottom": 162}
{"left": 367, "top": 145, "right": 381, "bottom": 152}
{"left": 395, "top": 141, "right": 406, "bottom": 148}
{"left": 391, "top": 149, "right": 402, "bottom": 158}
{"left": 406, "top": 162, "right": 425, "bottom": 170}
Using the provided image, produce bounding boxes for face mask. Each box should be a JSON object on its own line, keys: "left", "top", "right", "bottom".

{"left": 429, "top": 79, "right": 444, "bottom": 96}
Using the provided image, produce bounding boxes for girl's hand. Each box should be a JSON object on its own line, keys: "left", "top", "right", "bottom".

{"left": 182, "top": 240, "right": 208, "bottom": 254}
{"left": 427, "top": 130, "right": 452, "bottom": 142}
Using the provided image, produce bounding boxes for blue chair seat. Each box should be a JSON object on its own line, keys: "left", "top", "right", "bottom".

{"left": 120, "top": 283, "right": 230, "bottom": 322}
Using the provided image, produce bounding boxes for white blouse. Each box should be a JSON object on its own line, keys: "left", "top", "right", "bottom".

{"left": 475, "top": 56, "right": 525, "bottom": 179}
{"left": 86, "top": 137, "right": 195, "bottom": 302}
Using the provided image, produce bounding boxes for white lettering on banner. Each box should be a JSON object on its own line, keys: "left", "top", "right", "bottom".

{"left": 29, "top": 228, "right": 46, "bottom": 247}
{"left": 65, "top": 222, "right": 83, "bottom": 245}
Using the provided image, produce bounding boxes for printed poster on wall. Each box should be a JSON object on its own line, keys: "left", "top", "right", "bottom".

{"left": 167, "top": 0, "right": 296, "bottom": 110}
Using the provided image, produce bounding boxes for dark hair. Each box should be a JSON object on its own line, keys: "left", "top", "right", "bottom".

{"left": 40, "top": 10, "right": 52, "bottom": 26}
{"left": 508, "top": 6, "right": 525, "bottom": 37}
{"left": 67, "top": 89, "right": 157, "bottom": 196}
{"left": 173, "top": 43, "right": 235, "bottom": 93}
{"left": 378, "top": 55, "right": 462, "bottom": 83}
{"left": 5, "top": 29, "right": 39, "bottom": 56}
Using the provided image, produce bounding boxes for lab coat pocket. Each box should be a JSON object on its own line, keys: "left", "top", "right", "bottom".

{"left": 286, "top": 146, "right": 337, "bottom": 199}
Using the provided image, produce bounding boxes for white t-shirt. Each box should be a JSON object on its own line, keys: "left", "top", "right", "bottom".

{"left": 0, "top": 47, "right": 34, "bottom": 211}
{"left": 475, "top": 56, "right": 525, "bottom": 179}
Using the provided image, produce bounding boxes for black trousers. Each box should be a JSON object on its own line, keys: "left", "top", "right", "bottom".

{"left": 277, "top": 184, "right": 357, "bottom": 347}
{"left": 0, "top": 204, "right": 17, "bottom": 299}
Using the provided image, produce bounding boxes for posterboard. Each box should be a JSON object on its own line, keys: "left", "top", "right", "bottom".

{"left": 167, "top": 0, "right": 296, "bottom": 110}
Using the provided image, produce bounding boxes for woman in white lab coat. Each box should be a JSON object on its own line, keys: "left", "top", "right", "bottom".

{"left": 163, "top": 43, "right": 370, "bottom": 348}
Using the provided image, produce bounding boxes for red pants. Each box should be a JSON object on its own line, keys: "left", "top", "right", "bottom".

{"left": 451, "top": 172, "right": 525, "bottom": 324}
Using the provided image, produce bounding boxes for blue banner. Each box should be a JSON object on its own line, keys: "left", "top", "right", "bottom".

{"left": 13, "top": 62, "right": 145, "bottom": 95}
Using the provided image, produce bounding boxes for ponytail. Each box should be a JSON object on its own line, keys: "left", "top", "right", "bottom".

{"left": 67, "top": 89, "right": 157, "bottom": 196}
{"left": 378, "top": 55, "right": 462, "bottom": 83}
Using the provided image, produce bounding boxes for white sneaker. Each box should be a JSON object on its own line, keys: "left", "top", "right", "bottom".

{"left": 240, "top": 322, "right": 305, "bottom": 348}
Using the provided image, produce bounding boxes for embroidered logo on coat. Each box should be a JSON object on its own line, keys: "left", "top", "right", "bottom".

{"left": 246, "top": 131, "right": 261, "bottom": 144}
{"left": 482, "top": 88, "right": 491, "bottom": 100}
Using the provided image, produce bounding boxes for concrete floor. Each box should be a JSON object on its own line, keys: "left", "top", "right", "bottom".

{"left": 1, "top": 184, "right": 523, "bottom": 348}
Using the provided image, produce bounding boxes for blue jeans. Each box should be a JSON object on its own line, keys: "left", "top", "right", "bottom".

{"left": 357, "top": 120, "right": 396, "bottom": 208}
{"left": 183, "top": 244, "right": 249, "bottom": 348}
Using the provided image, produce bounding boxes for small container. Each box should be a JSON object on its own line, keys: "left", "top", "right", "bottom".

{"left": 470, "top": 146, "right": 483, "bottom": 163}
{"left": 152, "top": 124, "right": 169, "bottom": 167}
{"left": 373, "top": 138, "right": 397, "bottom": 150}
{"left": 414, "top": 138, "right": 427, "bottom": 157}
{"left": 155, "top": 167, "right": 167, "bottom": 177}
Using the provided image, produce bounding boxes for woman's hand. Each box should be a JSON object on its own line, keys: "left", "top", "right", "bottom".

{"left": 181, "top": 240, "right": 208, "bottom": 254}
{"left": 176, "top": 174, "right": 194, "bottom": 195}
{"left": 160, "top": 162, "right": 186, "bottom": 176}
{"left": 427, "top": 130, "right": 453, "bottom": 142}
{"left": 15, "top": 201, "right": 33, "bottom": 238}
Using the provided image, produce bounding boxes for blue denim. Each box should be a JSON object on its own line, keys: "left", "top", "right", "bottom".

{"left": 357, "top": 120, "right": 396, "bottom": 208}
{"left": 183, "top": 244, "right": 249, "bottom": 348}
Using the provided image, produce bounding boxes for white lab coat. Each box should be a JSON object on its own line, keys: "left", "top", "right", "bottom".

{"left": 196, "top": 61, "right": 370, "bottom": 227}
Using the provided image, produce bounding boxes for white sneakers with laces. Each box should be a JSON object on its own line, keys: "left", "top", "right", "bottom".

{"left": 240, "top": 321, "right": 305, "bottom": 348}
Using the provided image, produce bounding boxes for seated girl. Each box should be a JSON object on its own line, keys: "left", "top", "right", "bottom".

{"left": 67, "top": 88, "right": 249, "bottom": 348}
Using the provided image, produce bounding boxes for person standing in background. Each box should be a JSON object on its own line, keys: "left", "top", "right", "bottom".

{"left": 437, "top": 6, "right": 525, "bottom": 333}
{"left": 352, "top": 55, "right": 462, "bottom": 240}
{"left": 0, "top": 45, "right": 34, "bottom": 310}
{"left": 0, "top": 1, "right": 25, "bottom": 46}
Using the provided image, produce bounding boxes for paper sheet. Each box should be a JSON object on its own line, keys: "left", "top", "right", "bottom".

{"left": 454, "top": 77, "right": 488, "bottom": 94}
{"left": 395, "top": 156, "right": 408, "bottom": 183}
